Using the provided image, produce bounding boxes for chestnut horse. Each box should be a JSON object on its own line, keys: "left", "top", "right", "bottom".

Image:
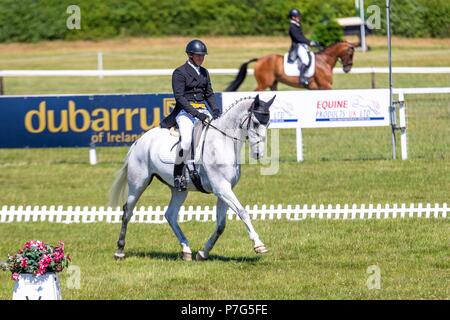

{"left": 225, "top": 41, "right": 355, "bottom": 91}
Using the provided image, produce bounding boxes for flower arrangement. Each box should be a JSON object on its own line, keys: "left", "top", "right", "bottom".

{"left": 6, "top": 240, "right": 71, "bottom": 281}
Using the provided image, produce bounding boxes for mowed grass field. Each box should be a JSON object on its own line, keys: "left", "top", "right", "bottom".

{"left": 0, "top": 36, "right": 449, "bottom": 299}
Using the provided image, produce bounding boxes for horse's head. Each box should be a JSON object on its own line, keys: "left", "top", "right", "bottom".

{"left": 339, "top": 42, "right": 355, "bottom": 73}
{"left": 246, "top": 94, "right": 276, "bottom": 160}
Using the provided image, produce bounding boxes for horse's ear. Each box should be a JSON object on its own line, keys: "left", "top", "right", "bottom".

{"left": 266, "top": 95, "right": 276, "bottom": 108}
{"left": 254, "top": 94, "right": 260, "bottom": 106}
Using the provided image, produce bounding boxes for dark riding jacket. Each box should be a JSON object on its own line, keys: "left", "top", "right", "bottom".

{"left": 160, "top": 61, "right": 220, "bottom": 129}
{"left": 289, "top": 21, "right": 312, "bottom": 45}
{"left": 288, "top": 21, "right": 313, "bottom": 63}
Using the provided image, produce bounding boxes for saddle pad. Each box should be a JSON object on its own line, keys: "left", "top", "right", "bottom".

{"left": 158, "top": 123, "right": 207, "bottom": 164}
{"left": 283, "top": 53, "right": 315, "bottom": 78}
{"left": 158, "top": 135, "right": 179, "bottom": 164}
{"left": 169, "top": 127, "right": 180, "bottom": 137}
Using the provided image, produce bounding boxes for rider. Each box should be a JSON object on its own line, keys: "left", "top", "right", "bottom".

{"left": 160, "top": 39, "right": 221, "bottom": 192}
{"left": 288, "top": 8, "right": 319, "bottom": 87}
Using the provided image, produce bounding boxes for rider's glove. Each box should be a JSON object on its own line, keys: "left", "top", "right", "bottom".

{"left": 197, "top": 112, "right": 210, "bottom": 124}
{"left": 212, "top": 109, "right": 221, "bottom": 120}
{"left": 310, "top": 40, "right": 320, "bottom": 48}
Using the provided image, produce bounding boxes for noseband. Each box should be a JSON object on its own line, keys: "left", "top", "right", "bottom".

{"left": 342, "top": 46, "right": 354, "bottom": 69}
{"left": 343, "top": 62, "right": 353, "bottom": 69}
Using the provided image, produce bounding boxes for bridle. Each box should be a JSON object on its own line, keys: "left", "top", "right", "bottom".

{"left": 206, "top": 106, "right": 270, "bottom": 147}
{"left": 341, "top": 45, "right": 354, "bottom": 70}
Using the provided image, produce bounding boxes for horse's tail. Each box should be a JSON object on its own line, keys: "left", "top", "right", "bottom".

{"left": 108, "top": 142, "right": 136, "bottom": 208}
{"left": 225, "top": 58, "right": 257, "bottom": 91}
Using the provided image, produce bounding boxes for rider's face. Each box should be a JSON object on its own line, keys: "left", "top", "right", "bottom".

{"left": 191, "top": 54, "right": 205, "bottom": 66}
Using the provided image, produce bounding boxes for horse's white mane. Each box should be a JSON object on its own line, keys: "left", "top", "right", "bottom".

{"left": 221, "top": 96, "right": 254, "bottom": 116}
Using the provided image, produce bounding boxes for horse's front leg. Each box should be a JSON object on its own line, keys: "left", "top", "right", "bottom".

{"left": 214, "top": 182, "right": 268, "bottom": 254}
{"left": 196, "top": 198, "right": 228, "bottom": 261}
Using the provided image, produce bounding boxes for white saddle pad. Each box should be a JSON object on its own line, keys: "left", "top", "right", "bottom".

{"left": 158, "top": 135, "right": 179, "bottom": 164}
{"left": 283, "top": 53, "right": 315, "bottom": 78}
{"left": 158, "top": 127, "right": 208, "bottom": 164}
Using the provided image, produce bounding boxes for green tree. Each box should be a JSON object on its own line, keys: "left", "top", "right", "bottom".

{"left": 311, "top": 19, "right": 344, "bottom": 47}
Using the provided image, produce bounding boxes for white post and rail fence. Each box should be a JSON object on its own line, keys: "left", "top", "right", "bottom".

{"left": 1, "top": 67, "right": 450, "bottom": 92}
{"left": 0, "top": 203, "right": 447, "bottom": 224}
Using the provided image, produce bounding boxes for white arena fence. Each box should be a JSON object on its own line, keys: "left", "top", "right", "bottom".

{"left": 0, "top": 203, "right": 447, "bottom": 224}
{"left": 1, "top": 67, "right": 450, "bottom": 77}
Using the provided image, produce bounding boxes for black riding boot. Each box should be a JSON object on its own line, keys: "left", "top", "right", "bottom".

{"left": 298, "top": 63, "right": 309, "bottom": 87}
{"left": 174, "top": 148, "right": 187, "bottom": 191}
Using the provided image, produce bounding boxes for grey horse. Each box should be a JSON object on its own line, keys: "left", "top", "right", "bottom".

{"left": 109, "top": 94, "right": 276, "bottom": 261}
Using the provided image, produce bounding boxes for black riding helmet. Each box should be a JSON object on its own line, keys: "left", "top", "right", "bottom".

{"left": 288, "top": 8, "right": 301, "bottom": 19}
{"left": 185, "top": 39, "right": 208, "bottom": 55}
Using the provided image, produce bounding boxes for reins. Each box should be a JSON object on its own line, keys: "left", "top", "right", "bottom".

{"left": 205, "top": 108, "right": 270, "bottom": 144}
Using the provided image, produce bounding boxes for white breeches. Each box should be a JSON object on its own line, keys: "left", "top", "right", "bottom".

{"left": 176, "top": 109, "right": 211, "bottom": 151}
{"left": 297, "top": 44, "right": 310, "bottom": 65}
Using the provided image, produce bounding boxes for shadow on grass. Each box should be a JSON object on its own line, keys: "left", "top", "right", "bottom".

{"left": 126, "top": 250, "right": 260, "bottom": 263}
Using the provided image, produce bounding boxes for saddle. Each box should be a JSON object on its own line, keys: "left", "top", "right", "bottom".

{"left": 170, "top": 121, "right": 205, "bottom": 160}
{"left": 287, "top": 43, "right": 313, "bottom": 68}
{"left": 283, "top": 51, "right": 315, "bottom": 78}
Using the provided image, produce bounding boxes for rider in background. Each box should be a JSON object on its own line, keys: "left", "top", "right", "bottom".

{"left": 288, "top": 8, "right": 319, "bottom": 87}
{"left": 160, "top": 39, "right": 221, "bottom": 191}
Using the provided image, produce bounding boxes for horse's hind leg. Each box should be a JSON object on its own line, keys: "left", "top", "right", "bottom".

{"left": 196, "top": 198, "right": 228, "bottom": 261}
{"left": 164, "top": 188, "right": 191, "bottom": 260}
{"left": 115, "top": 175, "right": 151, "bottom": 260}
{"left": 254, "top": 68, "right": 272, "bottom": 91}
{"left": 270, "top": 80, "right": 278, "bottom": 91}
{"left": 254, "top": 75, "right": 271, "bottom": 91}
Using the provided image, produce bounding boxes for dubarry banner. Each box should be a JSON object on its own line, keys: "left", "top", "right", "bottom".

{"left": 0, "top": 93, "right": 222, "bottom": 148}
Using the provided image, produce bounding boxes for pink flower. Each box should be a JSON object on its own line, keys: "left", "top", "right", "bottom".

{"left": 11, "top": 273, "right": 19, "bottom": 281}
{"left": 53, "top": 253, "right": 62, "bottom": 262}
{"left": 12, "top": 240, "right": 70, "bottom": 277}
{"left": 39, "top": 255, "right": 51, "bottom": 267}
{"left": 20, "top": 258, "right": 28, "bottom": 268}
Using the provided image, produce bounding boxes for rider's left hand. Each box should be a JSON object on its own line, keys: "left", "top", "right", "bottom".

{"left": 212, "top": 109, "right": 221, "bottom": 120}
{"left": 202, "top": 114, "right": 212, "bottom": 124}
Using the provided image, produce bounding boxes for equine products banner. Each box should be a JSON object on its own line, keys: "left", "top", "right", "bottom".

{"left": 0, "top": 93, "right": 222, "bottom": 148}
{"left": 221, "top": 89, "right": 390, "bottom": 129}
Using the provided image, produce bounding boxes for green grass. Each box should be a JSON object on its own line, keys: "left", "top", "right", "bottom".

{"left": 0, "top": 219, "right": 448, "bottom": 299}
{"left": 0, "top": 36, "right": 449, "bottom": 299}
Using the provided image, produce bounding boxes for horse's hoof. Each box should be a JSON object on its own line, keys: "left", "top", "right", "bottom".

{"left": 196, "top": 250, "right": 208, "bottom": 261}
{"left": 180, "top": 251, "right": 192, "bottom": 261}
{"left": 114, "top": 252, "right": 126, "bottom": 260}
{"left": 254, "top": 245, "right": 269, "bottom": 254}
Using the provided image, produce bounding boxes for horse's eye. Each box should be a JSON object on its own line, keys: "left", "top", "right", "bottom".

{"left": 253, "top": 122, "right": 260, "bottom": 129}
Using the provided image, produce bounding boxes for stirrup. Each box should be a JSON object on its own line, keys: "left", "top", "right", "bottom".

{"left": 174, "top": 176, "right": 187, "bottom": 191}
{"left": 300, "top": 77, "right": 309, "bottom": 87}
